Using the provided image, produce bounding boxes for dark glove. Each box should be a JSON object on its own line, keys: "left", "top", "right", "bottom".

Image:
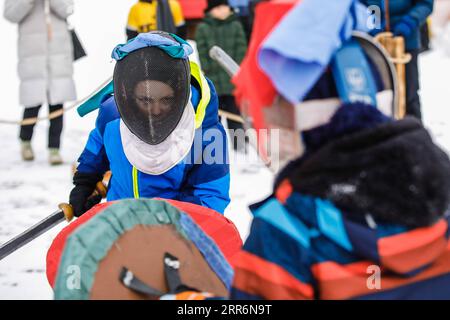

{"left": 393, "top": 15, "right": 417, "bottom": 38}
{"left": 69, "top": 171, "right": 104, "bottom": 217}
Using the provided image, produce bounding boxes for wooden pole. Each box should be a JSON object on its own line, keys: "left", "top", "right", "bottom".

{"left": 375, "top": 33, "right": 411, "bottom": 119}
{"left": 393, "top": 37, "right": 408, "bottom": 119}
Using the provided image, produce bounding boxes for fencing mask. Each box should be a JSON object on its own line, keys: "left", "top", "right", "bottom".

{"left": 114, "top": 40, "right": 191, "bottom": 145}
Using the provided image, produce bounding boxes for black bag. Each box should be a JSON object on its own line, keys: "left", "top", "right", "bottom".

{"left": 157, "top": 0, "right": 177, "bottom": 34}
{"left": 70, "top": 28, "right": 87, "bottom": 61}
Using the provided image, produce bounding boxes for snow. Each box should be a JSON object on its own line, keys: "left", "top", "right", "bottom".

{"left": 0, "top": 1, "right": 449, "bottom": 299}
{"left": 420, "top": 49, "right": 450, "bottom": 153}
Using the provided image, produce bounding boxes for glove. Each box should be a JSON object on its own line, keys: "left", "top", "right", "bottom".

{"left": 69, "top": 171, "right": 104, "bottom": 217}
{"left": 393, "top": 15, "right": 417, "bottom": 38}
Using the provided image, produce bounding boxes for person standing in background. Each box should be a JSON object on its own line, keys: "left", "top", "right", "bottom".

{"left": 126, "top": 0, "right": 187, "bottom": 40}
{"left": 4, "top": 0, "right": 76, "bottom": 165}
{"left": 362, "top": 0, "right": 434, "bottom": 121}
{"left": 195, "top": 0, "right": 247, "bottom": 151}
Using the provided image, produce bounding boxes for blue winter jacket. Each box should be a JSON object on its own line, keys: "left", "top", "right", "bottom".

{"left": 362, "top": 0, "right": 434, "bottom": 50}
{"left": 76, "top": 78, "right": 231, "bottom": 214}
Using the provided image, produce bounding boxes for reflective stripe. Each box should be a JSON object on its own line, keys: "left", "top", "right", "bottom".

{"left": 132, "top": 166, "right": 140, "bottom": 199}
{"left": 190, "top": 61, "right": 211, "bottom": 129}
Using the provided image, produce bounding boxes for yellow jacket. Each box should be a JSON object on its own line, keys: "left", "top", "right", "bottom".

{"left": 127, "top": 0, "right": 185, "bottom": 34}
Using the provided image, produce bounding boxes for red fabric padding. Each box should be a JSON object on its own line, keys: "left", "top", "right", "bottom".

{"left": 178, "top": 0, "right": 207, "bottom": 19}
{"left": 165, "top": 199, "right": 243, "bottom": 263}
{"left": 46, "top": 200, "right": 242, "bottom": 287}
{"left": 46, "top": 202, "right": 113, "bottom": 288}
{"left": 232, "top": 0, "right": 298, "bottom": 133}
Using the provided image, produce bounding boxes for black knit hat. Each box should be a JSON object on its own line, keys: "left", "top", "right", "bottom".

{"left": 205, "top": 0, "right": 229, "bottom": 13}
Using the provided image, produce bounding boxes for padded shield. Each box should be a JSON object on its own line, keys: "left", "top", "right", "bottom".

{"left": 113, "top": 40, "right": 191, "bottom": 145}
{"left": 46, "top": 200, "right": 242, "bottom": 288}
{"left": 53, "top": 199, "right": 234, "bottom": 300}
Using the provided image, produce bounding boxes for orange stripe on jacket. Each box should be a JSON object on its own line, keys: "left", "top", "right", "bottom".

{"left": 311, "top": 261, "right": 374, "bottom": 282}
{"left": 378, "top": 220, "right": 448, "bottom": 256}
{"left": 233, "top": 267, "right": 313, "bottom": 300}
{"left": 232, "top": 251, "right": 314, "bottom": 299}
{"left": 380, "top": 236, "right": 447, "bottom": 274}
{"left": 275, "top": 179, "right": 293, "bottom": 204}
{"left": 314, "top": 248, "right": 450, "bottom": 300}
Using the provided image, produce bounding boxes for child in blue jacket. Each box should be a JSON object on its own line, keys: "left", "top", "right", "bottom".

{"left": 68, "top": 32, "right": 230, "bottom": 217}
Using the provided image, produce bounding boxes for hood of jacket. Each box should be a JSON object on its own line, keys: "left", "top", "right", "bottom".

{"left": 203, "top": 12, "right": 239, "bottom": 25}
{"left": 277, "top": 103, "right": 450, "bottom": 228}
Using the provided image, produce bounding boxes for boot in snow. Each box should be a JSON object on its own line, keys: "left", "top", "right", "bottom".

{"left": 49, "top": 148, "right": 63, "bottom": 166}
{"left": 21, "top": 141, "right": 34, "bottom": 161}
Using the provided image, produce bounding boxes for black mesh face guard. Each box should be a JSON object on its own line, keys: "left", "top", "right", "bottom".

{"left": 114, "top": 46, "right": 191, "bottom": 145}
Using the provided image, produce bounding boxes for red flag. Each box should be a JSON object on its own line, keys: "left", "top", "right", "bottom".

{"left": 178, "top": 0, "right": 207, "bottom": 19}
{"left": 232, "top": 0, "right": 299, "bottom": 132}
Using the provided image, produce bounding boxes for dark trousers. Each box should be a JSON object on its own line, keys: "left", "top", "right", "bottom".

{"left": 19, "top": 104, "right": 63, "bottom": 149}
{"left": 218, "top": 95, "right": 246, "bottom": 150}
{"left": 405, "top": 49, "right": 422, "bottom": 120}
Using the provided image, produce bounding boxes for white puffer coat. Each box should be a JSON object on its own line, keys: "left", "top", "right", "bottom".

{"left": 4, "top": 0, "right": 76, "bottom": 107}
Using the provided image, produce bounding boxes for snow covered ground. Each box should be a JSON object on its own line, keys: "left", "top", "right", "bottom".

{"left": 0, "top": 1, "right": 449, "bottom": 300}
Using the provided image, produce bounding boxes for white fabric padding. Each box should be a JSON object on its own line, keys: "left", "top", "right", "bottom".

{"left": 120, "top": 101, "right": 196, "bottom": 175}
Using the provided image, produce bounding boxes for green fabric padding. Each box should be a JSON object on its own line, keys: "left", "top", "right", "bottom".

{"left": 53, "top": 199, "right": 187, "bottom": 300}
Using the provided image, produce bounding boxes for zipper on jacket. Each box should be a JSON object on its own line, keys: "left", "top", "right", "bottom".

{"left": 45, "top": 0, "right": 53, "bottom": 41}
{"left": 132, "top": 167, "right": 140, "bottom": 199}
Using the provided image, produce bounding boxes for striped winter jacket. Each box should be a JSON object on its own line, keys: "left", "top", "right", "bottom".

{"left": 231, "top": 104, "right": 450, "bottom": 300}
